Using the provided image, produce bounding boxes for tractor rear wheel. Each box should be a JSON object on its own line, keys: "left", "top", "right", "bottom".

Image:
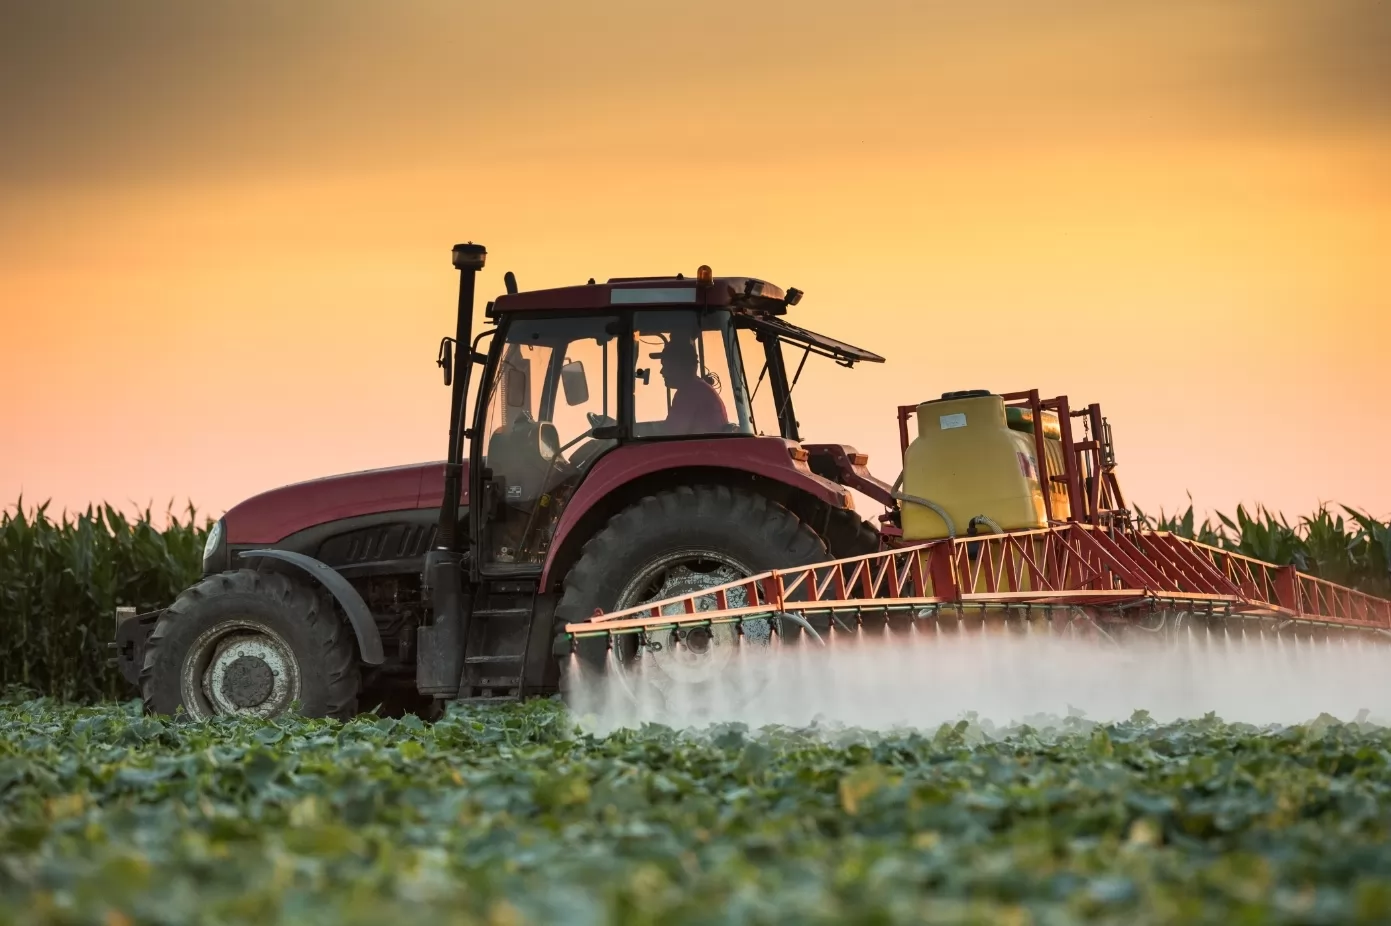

{"left": 555, "top": 485, "right": 828, "bottom": 705}
{"left": 822, "top": 507, "right": 882, "bottom": 559}
{"left": 140, "top": 570, "right": 360, "bottom": 722}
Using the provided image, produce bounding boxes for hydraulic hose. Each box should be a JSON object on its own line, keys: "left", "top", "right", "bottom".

{"left": 1127, "top": 611, "right": 1172, "bottom": 634}
{"left": 967, "top": 515, "right": 1003, "bottom": 536}
{"left": 773, "top": 612, "right": 826, "bottom": 646}
{"left": 890, "top": 471, "right": 957, "bottom": 539}
{"left": 1064, "top": 608, "right": 1119, "bottom": 647}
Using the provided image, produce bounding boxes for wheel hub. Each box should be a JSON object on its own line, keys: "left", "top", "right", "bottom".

{"left": 614, "top": 554, "right": 773, "bottom": 687}
{"left": 220, "top": 655, "right": 275, "bottom": 708}
{"left": 182, "top": 623, "right": 301, "bottom": 720}
{"left": 682, "top": 627, "right": 713, "bottom": 654}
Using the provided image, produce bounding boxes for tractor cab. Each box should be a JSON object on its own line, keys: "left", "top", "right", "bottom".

{"left": 463, "top": 266, "right": 885, "bottom": 573}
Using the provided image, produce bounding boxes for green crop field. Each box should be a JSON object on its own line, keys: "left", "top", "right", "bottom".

{"left": 3, "top": 697, "right": 1391, "bottom": 925}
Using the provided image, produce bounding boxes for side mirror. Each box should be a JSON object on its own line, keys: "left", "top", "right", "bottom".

{"left": 560, "top": 359, "right": 589, "bottom": 406}
{"left": 437, "top": 338, "right": 454, "bottom": 387}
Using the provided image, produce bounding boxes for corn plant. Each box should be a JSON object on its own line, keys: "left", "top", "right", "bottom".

{"left": 0, "top": 497, "right": 209, "bottom": 702}
{"left": 1134, "top": 492, "right": 1224, "bottom": 546}
{"left": 1136, "top": 499, "right": 1391, "bottom": 598}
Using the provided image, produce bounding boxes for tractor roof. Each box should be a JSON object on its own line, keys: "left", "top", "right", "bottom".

{"left": 488, "top": 275, "right": 794, "bottom": 318}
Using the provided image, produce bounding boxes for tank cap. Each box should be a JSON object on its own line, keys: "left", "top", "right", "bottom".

{"left": 940, "top": 389, "right": 992, "bottom": 400}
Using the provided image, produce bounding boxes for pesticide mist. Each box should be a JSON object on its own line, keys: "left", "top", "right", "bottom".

{"left": 566, "top": 625, "right": 1391, "bottom": 735}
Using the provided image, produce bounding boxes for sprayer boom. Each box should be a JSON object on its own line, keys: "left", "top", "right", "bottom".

{"left": 561, "top": 523, "right": 1391, "bottom": 652}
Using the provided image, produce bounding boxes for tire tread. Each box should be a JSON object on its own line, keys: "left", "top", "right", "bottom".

{"left": 140, "top": 568, "right": 360, "bottom": 721}
{"left": 554, "top": 485, "right": 829, "bottom": 674}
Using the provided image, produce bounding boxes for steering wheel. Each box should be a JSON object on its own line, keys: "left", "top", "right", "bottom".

{"left": 587, "top": 411, "right": 618, "bottom": 431}
{"left": 559, "top": 412, "right": 617, "bottom": 454}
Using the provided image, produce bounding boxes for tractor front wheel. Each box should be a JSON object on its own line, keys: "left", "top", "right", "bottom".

{"left": 554, "top": 485, "right": 828, "bottom": 703}
{"left": 140, "top": 570, "right": 360, "bottom": 722}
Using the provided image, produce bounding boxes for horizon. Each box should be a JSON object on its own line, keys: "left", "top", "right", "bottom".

{"left": 4, "top": 484, "right": 1385, "bottom": 534}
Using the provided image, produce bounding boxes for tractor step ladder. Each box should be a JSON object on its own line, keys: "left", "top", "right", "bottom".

{"left": 456, "top": 595, "right": 538, "bottom": 700}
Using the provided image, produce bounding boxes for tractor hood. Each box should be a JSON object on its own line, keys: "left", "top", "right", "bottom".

{"left": 223, "top": 461, "right": 455, "bottom": 544}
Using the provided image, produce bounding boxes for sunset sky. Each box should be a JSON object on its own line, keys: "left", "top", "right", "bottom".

{"left": 3, "top": 1, "right": 1389, "bottom": 525}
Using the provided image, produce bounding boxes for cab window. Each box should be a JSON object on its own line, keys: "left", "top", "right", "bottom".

{"left": 631, "top": 309, "right": 754, "bottom": 438}
{"left": 735, "top": 326, "right": 782, "bottom": 438}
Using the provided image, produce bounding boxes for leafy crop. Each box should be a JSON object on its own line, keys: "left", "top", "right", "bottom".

{"left": 0, "top": 500, "right": 209, "bottom": 702}
{"left": 3, "top": 698, "right": 1391, "bottom": 925}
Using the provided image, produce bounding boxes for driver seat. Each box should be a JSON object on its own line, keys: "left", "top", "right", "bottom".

{"left": 486, "top": 415, "right": 564, "bottom": 506}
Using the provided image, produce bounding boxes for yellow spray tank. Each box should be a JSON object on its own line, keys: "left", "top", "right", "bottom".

{"left": 899, "top": 390, "right": 1070, "bottom": 542}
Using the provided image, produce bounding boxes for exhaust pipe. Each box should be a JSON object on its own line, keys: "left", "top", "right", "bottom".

{"left": 420, "top": 242, "right": 486, "bottom": 698}
{"left": 439, "top": 242, "right": 486, "bottom": 551}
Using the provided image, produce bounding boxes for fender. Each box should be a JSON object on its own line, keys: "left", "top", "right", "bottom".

{"left": 238, "top": 549, "right": 386, "bottom": 665}
{"left": 538, "top": 436, "right": 854, "bottom": 590}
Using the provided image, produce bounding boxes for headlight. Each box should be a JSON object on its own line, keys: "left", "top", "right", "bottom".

{"left": 203, "top": 519, "right": 224, "bottom": 565}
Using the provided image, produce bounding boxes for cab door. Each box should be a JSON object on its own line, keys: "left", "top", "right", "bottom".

{"left": 470, "top": 314, "right": 620, "bottom": 573}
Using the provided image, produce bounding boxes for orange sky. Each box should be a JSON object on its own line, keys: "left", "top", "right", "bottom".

{"left": 3, "top": 1, "right": 1389, "bottom": 524}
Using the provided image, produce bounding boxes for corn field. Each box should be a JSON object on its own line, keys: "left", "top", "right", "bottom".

{"left": 0, "top": 499, "right": 209, "bottom": 702}
{"left": 1, "top": 497, "right": 1388, "bottom": 702}
{"left": 1135, "top": 498, "right": 1391, "bottom": 599}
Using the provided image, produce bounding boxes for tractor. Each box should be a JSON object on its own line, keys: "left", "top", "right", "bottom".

{"left": 113, "top": 243, "right": 890, "bottom": 720}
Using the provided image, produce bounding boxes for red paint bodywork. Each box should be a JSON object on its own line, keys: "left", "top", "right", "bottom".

{"left": 224, "top": 462, "right": 453, "bottom": 544}
{"left": 222, "top": 438, "right": 853, "bottom": 583}
{"left": 537, "top": 436, "right": 854, "bottom": 590}
{"left": 803, "top": 443, "right": 898, "bottom": 508}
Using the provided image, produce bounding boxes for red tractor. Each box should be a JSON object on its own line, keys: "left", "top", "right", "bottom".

{"left": 114, "top": 243, "right": 889, "bottom": 719}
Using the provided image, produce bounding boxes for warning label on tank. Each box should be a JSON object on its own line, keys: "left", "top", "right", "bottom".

{"left": 939, "top": 413, "right": 967, "bottom": 430}
{"left": 1017, "top": 451, "right": 1037, "bottom": 481}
